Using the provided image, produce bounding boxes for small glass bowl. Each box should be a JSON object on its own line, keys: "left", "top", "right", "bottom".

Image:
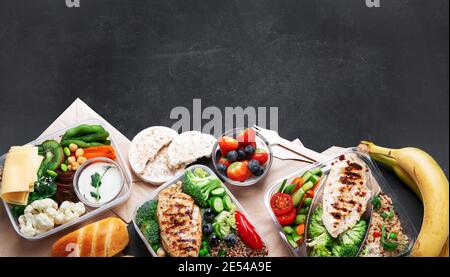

{"left": 73, "top": 157, "right": 124, "bottom": 208}
{"left": 211, "top": 127, "right": 273, "bottom": 186}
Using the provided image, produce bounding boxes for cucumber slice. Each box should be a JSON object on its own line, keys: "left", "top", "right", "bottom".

{"left": 292, "top": 233, "right": 303, "bottom": 243}
{"left": 287, "top": 236, "right": 298, "bottom": 248}
{"left": 211, "top": 187, "right": 226, "bottom": 198}
{"left": 301, "top": 181, "right": 314, "bottom": 192}
{"left": 283, "top": 183, "right": 297, "bottom": 195}
{"left": 292, "top": 188, "right": 305, "bottom": 207}
{"left": 301, "top": 171, "right": 313, "bottom": 183}
{"left": 294, "top": 214, "right": 306, "bottom": 225}
{"left": 309, "top": 167, "right": 323, "bottom": 176}
{"left": 277, "top": 179, "right": 287, "bottom": 193}
{"left": 282, "top": 226, "right": 295, "bottom": 234}
{"left": 303, "top": 197, "right": 313, "bottom": 207}
{"left": 309, "top": 175, "right": 321, "bottom": 185}
{"left": 210, "top": 197, "right": 224, "bottom": 213}
{"left": 222, "top": 195, "right": 235, "bottom": 211}
{"left": 299, "top": 207, "right": 309, "bottom": 214}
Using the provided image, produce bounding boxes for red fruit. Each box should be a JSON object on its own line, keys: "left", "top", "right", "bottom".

{"left": 218, "top": 136, "right": 239, "bottom": 155}
{"left": 227, "top": 161, "right": 250, "bottom": 182}
{"left": 276, "top": 208, "right": 296, "bottom": 225}
{"left": 251, "top": 148, "right": 269, "bottom": 165}
{"left": 270, "top": 193, "right": 293, "bottom": 216}
{"left": 235, "top": 211, "right": 263, "bottom": 250}
{"left": 237, "top": 128, "right": 256, "bottom": 147}
{"left": 217, "top": 156, "right": 231, "bottom": 167}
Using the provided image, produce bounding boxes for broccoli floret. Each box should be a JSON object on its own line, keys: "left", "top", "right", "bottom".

{"left": 141, "top": 220, "right": 160, "bottom": 245}
{"left": 340, "top": 220, "right": 367, "bottom": 246}
{"left": 306, "top": 232, "right": 333, "bottom": 248}
{"left": 311, "top": 245, "right": 332, "bottom": 257}
{"left": 183, "top": 169, "right": 221, "bottom": 207}
{"left": 331, "top": 243, "right": 359, "bottom": 257}
{"left": 136, "top": 200, "right": 158, "bottom": 227}
{"left": 308, "top": 207, "right": 327, "bottom": 238}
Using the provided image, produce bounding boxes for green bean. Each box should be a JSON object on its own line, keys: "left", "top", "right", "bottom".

{"left": 62, "top": 124, "right": 105, "bottom": 140}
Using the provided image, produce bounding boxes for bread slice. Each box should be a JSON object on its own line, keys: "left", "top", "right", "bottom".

{"left": 167, "top": 131, "right": 216, "bottom": 170}
{"left": 128, "top": 126, "right": 178, "bottom": 175}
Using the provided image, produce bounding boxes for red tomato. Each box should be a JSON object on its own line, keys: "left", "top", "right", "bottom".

{"left": 218, "top": 136, "right": 239, "bottom": 155}
{"left": 251, "top": 148, "right": 269, "bottom": 165}
{"left": 227, "top": 161, "right": 250, "bottom": 181}
{"left": 235, "top": 211, "right": 263, "bottom": 250}
{"left": 237, "top": 128, "right": 256, "bottom": 147}
{"left": 217, "top": 156, "right": 231, "bottom": 167}
{"left": 270, "top": 193, "right": 293, "bottom": 216}
{"left": 373, "top": 231, "right": 381, "bottom": 238}
{"left": 276, "top": 208, "right": 296, "bottom": 225}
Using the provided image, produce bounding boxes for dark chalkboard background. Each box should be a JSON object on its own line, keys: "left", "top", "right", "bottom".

{"left": 0, "top": 0, "right": 448, "bottom": 256}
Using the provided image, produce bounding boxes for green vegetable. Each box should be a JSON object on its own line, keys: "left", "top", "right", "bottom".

{"left": 389, "top": 232, "right": 397, "bottom": 240}
{"left": 331, "top": 243, "right": 359, "bottom": 257}
{"left": 309, "top": 175, "right": 320, "bottom": 186}
{"left": 60, "top": 139, "right": 107, "bottom": 148}
{"left": 340, "top": 220, "right": 367, "bottom": 246}
{"left": 381, "top": 224, "right": 399, "bottom": 251}
{"left": 151, "top": 243, "right": 160, "bottom": 252}
{"left": 294, "top": 214, "right": 306, "bottom": 225}
{"left": 291, "top": 188, "right": 305, "bottom": 207}
{"left": 46, "top": 169, "right": 58, "bottom": 178}
{"left": 217, "top": 249, "right": 227, "bottom": 257}
{"left": 141, "top": 220, "right": 160, "bottom": 245}
{"left": 37, "top": 140, "right": 64, "bottom": 173}
{"left": 210, "top": 197, "right": 224, "bottom": 213}
{"left": 311, "top": 245, "right": 332, "bottom": 257}
{"left": 308, "top": 207, "right": 327, "bottom": 238}
{"left": 283, "top": 183, "right": 297, "bottom": 195}
{"left": 299, "top": 207, "right": 309, "bottom": 214}
{"left": 277, "top": 179, "right": 287, "bottom": 193}
{"left": 306, "top": 232, "right": 333, "bottom": 248}
{"left": 89, "top": 166, "right": 112, "bottom": 202}
{"left": 309, "top": 167, "right": 323, "bottom": 176}
{"left": 63, "top": 147, "right": 71, "bottom": 157}
{"left": 282, "top": 226, "right": 295, "bottom": 234}
{"left": 303, "top": 197, "right": 313, "bottom": 207}
{"left": 60, "top": 163, "right": 68, "bottom": 172}
{"left": 287, "top": 236, "right": 299, "bottom": 248}
{"left": 212, "top": 211, "right": 236, "bottom": 239}
{"left": 301, "top": 181, "right": 314, "bottom": 192}
{"left": 11, "top": 176, "right": 57, "bottom": 218}
{"left": 301, "top": 171, "right": 313, "bottom": 183}
{"left": 210, "top": 187, "right": 225, "bottom": 198}
{"left": 222, "top": 195, "right": 235, "bottom": 212}
{"left": 381, "top": 210, "right": 395, "bottom": 219}
{"left": 371, "top": 195, "right": 382, "bottom": 210}
{"left": 62, "top": 124, "right": 106, "bottom": 140}
{"left": 135, "top": 200, "right": 158, "bottom": 227}
{"left": 291, "top": 233, "right": 303, "bottom": 242}
{"left": 193, "top": 167, "right": 209, "bottom": 178}
{"left": 182, "top": 168, "right": 221, "bottom": 207}
{"left": 69, "top": 131, "right": 110, "bottom": 143}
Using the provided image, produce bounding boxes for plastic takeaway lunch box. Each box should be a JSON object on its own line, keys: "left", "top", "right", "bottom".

{"left": 264, "top": 148, "right": 417, "bottom": 257}
{"left": 0, "top": 119, "right": 132, "bottom": 241}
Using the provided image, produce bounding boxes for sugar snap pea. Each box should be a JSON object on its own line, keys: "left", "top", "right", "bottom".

{"left": 70, "top": 130, "right": 109, "bottom": 142}
{"left": 62, "top": 124, "right": 105, "bottom": 140}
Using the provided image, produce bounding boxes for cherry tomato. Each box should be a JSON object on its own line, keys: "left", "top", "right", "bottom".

{"left": 235, "top": 211, "right": 263, "bottom": 250}
{"left": 276, "top": 208, "right": 296, "bottom": 225}
{"left": 270, "top": 193, "right": 293, "bottom": 216}
{"left": 237, "top": 128, "right": 256, "bottom": 147}
{"left": 251, "top": 148, "right": 269, "bottom": 165}
{"left": 227, "top": 161, "right": 250, "bottom": 182}
{"left": 218, "top": 136, "right": 239, "bottom": 155}
{"left": 373, "top": 231, "right": 381, "bottom": 238}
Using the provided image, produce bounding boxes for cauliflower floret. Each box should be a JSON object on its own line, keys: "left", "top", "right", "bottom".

{"left": 34, "top": 213, "right": 55, "bottom": 233}
{"left": 30, "top": 198, "right": 58, "bottom": 212}
{"left": 18, "top": 213, "right": 37, "bottom": 237}
{"left": 54, "top": 201, "right": 86, "bottom": 225}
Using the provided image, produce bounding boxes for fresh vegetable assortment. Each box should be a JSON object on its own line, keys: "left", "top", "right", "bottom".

{"left": 134, "top": 167, "right": 267, "bottom": 257}
{"left": 216, "top": 128, "right": 270, "bottom": 183}
{"left": 270, "top": 167, "right": 323, "bottom": 248}
{"left": 0, "top": 123, "right": 126, "bottom": 238}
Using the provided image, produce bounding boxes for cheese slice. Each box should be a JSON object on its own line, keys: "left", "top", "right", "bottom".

{"left": 0, "top": 146, "right": 42, "bottom": 205}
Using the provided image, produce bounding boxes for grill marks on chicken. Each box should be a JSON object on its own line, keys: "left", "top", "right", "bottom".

{"left": 323, "top": 154, "right": 371, "bottom": 238}
{"left": 157, "top": 183, "right": 202, "bottom": 257}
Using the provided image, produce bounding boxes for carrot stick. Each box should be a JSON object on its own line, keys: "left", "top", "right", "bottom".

{"left": 84, "top": 152, "right": 116, "bottom": 160}
{"left": 83, "top": 145, "right": 115, "bottom": 154}
{"left": 296, "top": 224, "right": 305, "bottom": 235}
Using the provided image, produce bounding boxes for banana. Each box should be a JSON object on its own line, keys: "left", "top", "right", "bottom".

{"left": 359, "top": 141, "right": 449, "bottom": 257}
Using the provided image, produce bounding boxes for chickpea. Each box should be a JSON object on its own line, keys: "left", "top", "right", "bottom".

{"left": 77, "top": 156, "right": 87, "bottom": 164}
{"left": 67, "top": 156, "right": 76, "bottom": 164}
{"left": 72, "top": 162, "right": 80, "bottom": 171}
{"left": 75, "top": 148, "right": 84, "bottom": 158}
{"left": 69, "top": 143, "right": 78, "bottom": 152}
{"left": 67, "top": 164, "right": 73, "bottom": 171}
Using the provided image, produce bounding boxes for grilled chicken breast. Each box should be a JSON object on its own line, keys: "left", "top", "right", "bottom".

{"left": 157, "top": 182, "right": 202, "bottom": 257}
{"left": 322, "top": 154, "right": 371, "bottom": 238}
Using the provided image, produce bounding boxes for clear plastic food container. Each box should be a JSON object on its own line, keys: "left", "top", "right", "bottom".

{"left": 264, "top": 148, "right": 417, "bottom": 257}
{"left": 0, "top": 119, "right": 132, "bottom": 241}
{"left": 133, "top": 164, "right": 269, "bottom": 257}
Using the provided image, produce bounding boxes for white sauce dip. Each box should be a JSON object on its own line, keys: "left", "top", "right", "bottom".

{"left": 77, "top": 162, "right": 122, "bottom": 205}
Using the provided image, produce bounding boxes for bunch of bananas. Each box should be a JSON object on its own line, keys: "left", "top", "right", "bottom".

{"left": 359, "top": 141, "right": 449, "bottom": 257}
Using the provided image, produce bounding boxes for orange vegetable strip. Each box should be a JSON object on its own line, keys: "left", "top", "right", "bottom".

{"left": 296, "top": 224, "right": 305, "bottom": 235}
